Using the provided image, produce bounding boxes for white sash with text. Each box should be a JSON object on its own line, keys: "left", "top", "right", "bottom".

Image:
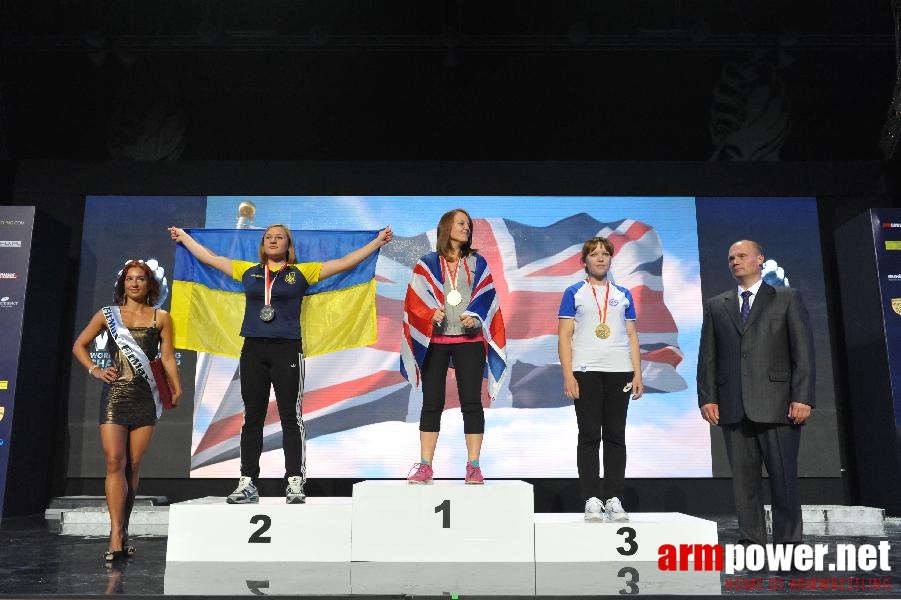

{"left": 101, "top": 306, "right": 162, "bottom": 419}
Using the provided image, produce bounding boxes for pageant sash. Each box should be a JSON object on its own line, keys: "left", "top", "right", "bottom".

{"left": 101, "top": 306, "right": 163, "bottom": 419}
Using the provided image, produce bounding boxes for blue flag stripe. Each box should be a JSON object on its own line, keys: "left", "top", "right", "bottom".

{"left": 174, "top": 228, "right": 379, "bottom": 294}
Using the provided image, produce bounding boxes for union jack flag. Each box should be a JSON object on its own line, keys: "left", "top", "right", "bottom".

{"left": 190, "top": 213, "right": 685, "bottom": 472}
{"left": 400, "top": 251, "right": 508, "bottom": 399}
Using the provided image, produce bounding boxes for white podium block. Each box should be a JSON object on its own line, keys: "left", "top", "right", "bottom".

{"left": 534, "top": 512, "right": 718, "bottom": 563}
{"left": 166, "top": 496, "right": 352, "bottom": 562}
{"left": 536, "top": 561, "right": 721, "bottom": 596}
{"left": 351, "top": 480, "right": 534, "bottom": 562}
{"left": 164, "top": 562, "right": 351, "bottom": 595}
{"left": 59, "top": 506, "right": 168, "bottom": 536}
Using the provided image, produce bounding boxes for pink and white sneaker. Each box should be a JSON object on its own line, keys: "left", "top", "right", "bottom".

{"left": 407, "top": 462, "right": 434, "bottom": 484}
{"left": 464, "top": 463, "right": 485, "bottom": 484}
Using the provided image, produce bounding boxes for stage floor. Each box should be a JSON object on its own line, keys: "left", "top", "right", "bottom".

{"left": 0, "top": 513, "right": 898, "bottom": 597}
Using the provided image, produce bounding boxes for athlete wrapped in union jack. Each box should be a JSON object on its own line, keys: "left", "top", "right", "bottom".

{"left": 401, "top": 209, "right": 508, "bottom": 484}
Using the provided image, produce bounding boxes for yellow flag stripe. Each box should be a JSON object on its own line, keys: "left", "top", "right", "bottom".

{"left": 171, "top": 279, "right": 377, "bottom": 358}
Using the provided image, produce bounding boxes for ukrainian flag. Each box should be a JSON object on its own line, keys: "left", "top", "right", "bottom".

{"left": 171, "top": 228, "right": 380, "bottom": 358}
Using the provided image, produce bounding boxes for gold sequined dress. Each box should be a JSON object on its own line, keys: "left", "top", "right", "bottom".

{"left": 99, "top": 324, "right": 160, "bottom": 427}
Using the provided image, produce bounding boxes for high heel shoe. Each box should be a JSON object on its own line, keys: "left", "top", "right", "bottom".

{"left": 104, "top": 549, "right": 128, "bottom": 562}
{"left": 122, "top": 531, "right": 136, "bottom": 557}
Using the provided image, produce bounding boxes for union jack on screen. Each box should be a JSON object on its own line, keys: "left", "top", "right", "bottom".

{"left": 189, "top": 212, "right": 685, "bottom": 472}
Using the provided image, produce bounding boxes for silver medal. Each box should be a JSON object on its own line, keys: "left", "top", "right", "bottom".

{"left": 259, "top": 305, "right": 276, "bottom": 322}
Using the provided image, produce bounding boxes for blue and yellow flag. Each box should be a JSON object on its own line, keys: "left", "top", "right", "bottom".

{"left": 172, "top": 228, "right": 380, "bottom": 358}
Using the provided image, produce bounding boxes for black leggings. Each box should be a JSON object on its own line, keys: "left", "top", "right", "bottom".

{"left": 573, "top": 370, "right": 633, "bottom": 501}
{"left": 420, "top": 341, "right": 487, "bottom": 434}
{"left": 239, "top": 338, "right": 305, "bottom": 483}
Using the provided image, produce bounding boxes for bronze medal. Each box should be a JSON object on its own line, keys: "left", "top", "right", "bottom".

{"left": 589, "top": 279, "right": 612, "bottom": 341}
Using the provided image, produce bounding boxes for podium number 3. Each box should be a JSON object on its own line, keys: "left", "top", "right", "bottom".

{"left": 616, "top": 526, "right": 637, "bottom": 556}
{"left": 618, "top": 566, "right": 639, "bottom": 595}
{"left": 249, "top": 515, "right": 272, "bottom": 543}
{"left": 435, "top": 499, "right": 451, "bottom": 528}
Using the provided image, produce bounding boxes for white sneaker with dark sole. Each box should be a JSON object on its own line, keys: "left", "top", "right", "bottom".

{"left": 226, "top": 476, "right": 259, "bottom": 504}
{"left": 286, "top": 476, "right": 306, "bottom": 504}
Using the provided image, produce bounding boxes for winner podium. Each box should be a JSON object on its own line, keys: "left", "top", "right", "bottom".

{"left": 351, "top": 480, "right": 534, "bottom": 562}
{"left": 165, "top": 481, "right": 721, "bottom": 595}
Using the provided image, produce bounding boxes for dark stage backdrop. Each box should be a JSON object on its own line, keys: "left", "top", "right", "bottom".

{"left": 67, "top": 195, "right": 838, "bottom": 480}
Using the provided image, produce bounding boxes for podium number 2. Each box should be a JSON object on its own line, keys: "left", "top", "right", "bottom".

{"left": 249, "top": 515, "right": 272, "bottom": 543}
{"left": 435, "top": 499, "right": 451, "bottom": 528}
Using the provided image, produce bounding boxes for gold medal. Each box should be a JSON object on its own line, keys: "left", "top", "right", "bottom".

{"left": 595, "top": 323, "right": 611, "bottom": 339}
{"left": 441, "top": 256, "right": 469, "bottom": 309}
{"left": 446, "top": 289, "right": 463, "bottom": 306}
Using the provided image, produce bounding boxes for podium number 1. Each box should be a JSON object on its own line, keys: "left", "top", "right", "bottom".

{"left": 435, "top": 499, "right": 451, "bottom": 528}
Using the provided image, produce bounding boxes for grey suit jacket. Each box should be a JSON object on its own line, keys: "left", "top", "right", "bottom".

{"left": 697, "top": 283, "right": 815, "bottom": 425}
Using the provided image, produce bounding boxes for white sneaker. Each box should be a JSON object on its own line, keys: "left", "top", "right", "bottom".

{"left": 584, "top": 497, "right": 605, "bottom": 522}
{"left": 226, "top": 476, "right": 259, "bottom": 504}
{"left": 605, "top": 496, "right": 629, "bottom": 521}
{"left": 286, "top": 476, "right": 306, "bottom": 504}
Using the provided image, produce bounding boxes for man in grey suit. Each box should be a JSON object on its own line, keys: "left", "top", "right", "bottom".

{"left": 698, "top": 240, "right": 815, "bottom": 545}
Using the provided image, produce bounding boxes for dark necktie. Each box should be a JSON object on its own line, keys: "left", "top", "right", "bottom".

{"left": 740, "top": 290, "right": 752, "bottom": 323}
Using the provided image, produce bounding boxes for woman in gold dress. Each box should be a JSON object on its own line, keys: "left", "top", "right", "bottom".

{"left": 73, "top": 260, "right": 182, "bottom": 562}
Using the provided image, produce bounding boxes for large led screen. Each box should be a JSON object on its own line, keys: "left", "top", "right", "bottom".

{"left": 68, "top": 195, "right": 838, "bottom": 479}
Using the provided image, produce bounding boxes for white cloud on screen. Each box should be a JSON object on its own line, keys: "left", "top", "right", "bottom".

{"left": 191, "top": 404, "right": 711, "bottom": 479}
{"left": 326, "top": 196, "right": 385, "bottom": 230}
{"left": 661, "top": 251, "right": 703, "bottom": 330}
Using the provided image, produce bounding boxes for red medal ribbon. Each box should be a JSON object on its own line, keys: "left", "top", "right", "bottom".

{"left": 440, "top": 256, "right": 471, "bottom": 295}
{"left": 264, "top": 264, "right": 286, "bottom": 306}
{"left": 588, "top": 279, "right": 610, "bottom": 326}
